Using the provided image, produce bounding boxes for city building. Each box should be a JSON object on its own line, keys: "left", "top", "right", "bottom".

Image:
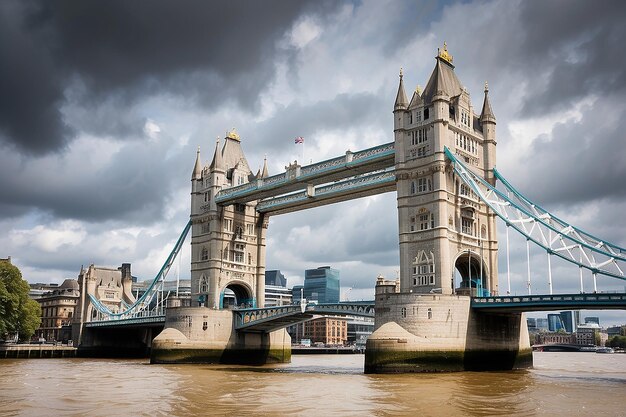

{"left": 559, "top": 311, "right": 579, "bottom": 333}
{"left": 303, "top": 266, "right": 340, "bottom": 303}
{"left": 34, "top": 279, "right": 80, "bottom": 342}
{"left": 74, "top": 263, "right": 136, "bottom": 325}
{"left": 265, "top": 270, "right": 286, "bottom": 287}
{"left": 291, "top": 285, "right": 304, "bottom": 302}
{"left": 289, "top": 316, "right": 348, "bottom": 346}
{"left": 536, "top": 318, "right": 549, "bottom": 331}
{"left": 576, "top": 323, "right": 603, "bottom": 346}
{"left": 132, "top": 279, "right": 191, "bottom": 301}
{"left": 584, "top": 316, "right": 600, "bottom": 325}
{"left": 347, "top": 316, "right": 374, "bottom": 348}
{"left": 263, "top": 270, "right": 292, "bottom": 307}
{"left": 547, "top": 313, "right": 564, "bottom": 332}
{"left": 535, "top": 332, "right": 576, "bottom": 345}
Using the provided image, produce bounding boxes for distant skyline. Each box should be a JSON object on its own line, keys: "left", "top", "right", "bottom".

{"left": 1, "top": 0, "right": 626, "bottom": 325}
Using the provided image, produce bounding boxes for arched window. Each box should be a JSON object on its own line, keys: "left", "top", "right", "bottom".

{"left": 199, "top": 275, "right": 209, "bottom": 293}
{"left": 201, "top": 247, "right": 208, "bottom": 261}
{"left": 410, "top": 181, "right": 416, "bottom": 195}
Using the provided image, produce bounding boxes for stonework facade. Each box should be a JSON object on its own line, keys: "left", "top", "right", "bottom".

{"left": 190, "top": 129, "right": 269, "bottom": 309}
{"left": 393, "top": 43, "right": 498, "bottom": 296}
{"left": 35, "top": 279, "right": 80, "bottom": 342}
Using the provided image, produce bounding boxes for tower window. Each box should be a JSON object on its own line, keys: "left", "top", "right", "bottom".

{"left": 201, "top": 247, "right": 208, "bottom": 261}
{"left": 424, "top": 108, "right": 429, "bottom": 119}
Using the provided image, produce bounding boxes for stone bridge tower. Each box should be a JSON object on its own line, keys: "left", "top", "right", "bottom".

{"left": 393, "top": 42, "right": 498, "bottom": 297}
{"left": 190, "top": 129, "right": 269, "bottom": 309}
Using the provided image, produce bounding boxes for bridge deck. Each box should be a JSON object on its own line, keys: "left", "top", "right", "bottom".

{"left": 235, "top": 302, "right": 375, "bottom": 332}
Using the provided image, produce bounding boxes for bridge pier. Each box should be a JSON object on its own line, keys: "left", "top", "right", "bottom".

{"left": 150, "top": 306, "right": 291, "bottom": 364}
{"left": 365, "top": 293, "right": 532, "bottom": 373}
{"left": 74, "top": 325, "right": 162, "bottom": 358}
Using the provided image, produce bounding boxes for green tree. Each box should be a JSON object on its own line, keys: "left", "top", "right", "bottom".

{"left": 0, "top": 262, "right": 41, "bottom": 341}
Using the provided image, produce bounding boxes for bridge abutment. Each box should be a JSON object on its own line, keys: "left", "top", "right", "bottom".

{"left": 150, "top": 306, "right": 290, "bottom": 365}
{"left": 364, "top": 292, "right": 532, "bottom": 373}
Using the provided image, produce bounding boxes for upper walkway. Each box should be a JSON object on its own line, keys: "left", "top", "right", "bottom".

{"left": 214, "top": 142, "right": 395, "bottom": 212}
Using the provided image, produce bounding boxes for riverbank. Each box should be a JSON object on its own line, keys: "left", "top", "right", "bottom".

{"left": 0, "top": 344, "right": 77, "bottom": 359}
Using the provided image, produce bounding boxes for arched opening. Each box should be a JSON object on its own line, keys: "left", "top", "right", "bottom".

{"left": 454, "top": 251, "right": 489, "bottom": 297}
{"left": 220, "top": 282, "right": 254, "bottom": 309}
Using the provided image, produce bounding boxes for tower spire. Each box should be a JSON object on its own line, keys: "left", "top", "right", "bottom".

{"left": 209, "top": 136, "right": 224, "bottom": 171}
{"left": 261, "top": 154, "right": 269, "bottom": 178}
{"left": 480, "top": 81, "right": 496, "bottom": 124}
{"left": 192, "top": 146, "right": 202, "bottom": 180}
{"left": 394, "top": 67, "right": 408, "bottom": 110}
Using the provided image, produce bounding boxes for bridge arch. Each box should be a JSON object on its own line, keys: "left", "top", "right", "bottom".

{"left": 453, "top": 250, "right": 489, "bottom": 296}
{"left": 220, "top": 281, "right": 254, "bottom": 309}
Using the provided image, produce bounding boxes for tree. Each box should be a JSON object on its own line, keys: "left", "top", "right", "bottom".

{"left": 0, "top": 262, "right": 41, "bottom": 341}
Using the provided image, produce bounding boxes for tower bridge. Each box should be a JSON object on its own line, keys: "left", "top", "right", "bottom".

{"left": 73, "top": 43, "right": 626, "bottom": 372}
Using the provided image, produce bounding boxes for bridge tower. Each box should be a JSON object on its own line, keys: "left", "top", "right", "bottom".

{"left": 190, "top": 129, "right": 268, "bottom": 309}
{"left": 393, "top": 42, "right": 499, "bottom": 297}
{"left": 366, "top": 43, "right": 531, "bottom": 373}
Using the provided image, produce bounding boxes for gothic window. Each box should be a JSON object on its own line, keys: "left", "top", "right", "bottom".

{"left": 460, "top": 184, "right": 471, "bottom": 198}
{"left": 417, "top": 177, "right": 432, "bottom": 193}
{"left": 201, "top": 247, "right": 208, "bottom": 261}
{"left": 234, "top": 243, "right": 245, "bottom": 263}
{"left": 199, "top": 275, "right": 209, "bottom": 293}
{"left": 418, "top": 212, "right": 434, "bottom": 230}
{"left": 235, "top": 226, "right": 243, "bottom": 239}
{"left": 410, "top": 181, "right": 416, "bottom": 195}
{"left": 224, "top": 219, "right": 233, "bottom": 232}
{"left": 424, "top": 108, "right": 429, "bottom": 119}
{"left": 235, "top": 204, "right": 246, "bottom": 213}
{"left": 412, "top": 250, "right": 435, "bottom": 287}
{"left": 204, "top": 192, "right": 210, "bottom": 202}
{"left": 410, "top": 216, "right": 415, "bottom": 232}
{"left": 409, "top": 112, "right": 413, "bottom": 124}
{"left": 427, "top": 308, "right": 432, "bottom": 319}
{"left": 223, "top": 248, "right": 229, "bottom": 260}
{"left": 461, "top": 218, "right": 474, "bottom": 235}
{"left": 401, "top": 307, "right": 407, "bottom": 318}
{"left": 201, "top": 223, "right": 210, "bottom": 234}
{"left": 246, "top": 223, "right": 254, "bottom": 235}
{"left": 416, "top": 110, "right": 422, "bottom": 122}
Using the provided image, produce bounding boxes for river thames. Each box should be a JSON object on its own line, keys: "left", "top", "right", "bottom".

{"left": 1, "top": 352, "right": 625, "bottom": 416}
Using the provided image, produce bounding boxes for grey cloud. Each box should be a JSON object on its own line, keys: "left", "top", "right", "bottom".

{"left": 513, "top": 95, "right": 626, "bottom": 209}
{"left": 0, "top": 0, "right": 339, "bottom": 154}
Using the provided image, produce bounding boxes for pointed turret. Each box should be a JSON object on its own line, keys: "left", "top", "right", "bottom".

{"left": 209, "top": 137, "right": 224, "bottom": 172}
{"left": 480, "top": 81, "right": 496, "bottom": 124}
{"left": 260, "top": 155, "right": 269, "bottom": 178}
{"left": 421, "top": 42, "right": 463, "bottom": 105}
{"left": 408, "top": 85, "right": 423, "bottom": 108}
{"left": 394, "top": 68, "right": 408, "bottom": 110}
{"left": 192, "top": 146, "right": 202, "bottom": 180}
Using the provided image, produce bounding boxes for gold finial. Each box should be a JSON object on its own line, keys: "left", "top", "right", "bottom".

{"left": 226, "top": 128, "right": 240, "bottom": 141}
{"left": 415, "top": 84, "right": 422, "bottom": 94}
{"left": 197, "top": 145, "right": 200, "bottom": 153}
{"left": 484, "top": 81, "right": 489, "bottom": 92}
{"left": 399, "top": 67, "right": 403, "bottom": 78}
{"left": 437, "top": 41, "right": 453, "bottom": 64}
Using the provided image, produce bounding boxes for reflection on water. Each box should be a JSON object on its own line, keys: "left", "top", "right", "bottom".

{"left": 1, "top": 353, "right": 625, "bottom": 417}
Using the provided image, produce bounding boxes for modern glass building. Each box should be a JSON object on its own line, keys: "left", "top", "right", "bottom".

{"left": 265, "top": 270, "right": 287, "bottom": 287}
{"left": 303, "top": 266, "right": 340, "bottom": 303}
{"left": 547, "top": 313, "right": 564, "bottom": 332}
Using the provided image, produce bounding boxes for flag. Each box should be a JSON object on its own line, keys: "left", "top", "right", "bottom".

{"left": 294, "top": 136, "right": 304, "bottom": 144}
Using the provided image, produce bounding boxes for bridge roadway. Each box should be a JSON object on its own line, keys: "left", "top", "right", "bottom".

{"left": 471, "top": 292, "right": 626, "bottom": 312}
{"left": 85, "top": 293, "right": 626, "bottom": 331}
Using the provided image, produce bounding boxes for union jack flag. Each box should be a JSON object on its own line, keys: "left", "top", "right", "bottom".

{"left": 294, "top": 136, "right": 304, "bottom": 144}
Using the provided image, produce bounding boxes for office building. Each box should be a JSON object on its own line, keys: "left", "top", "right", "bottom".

{"left": 304, "top": 266, "right": 340, "bottom": 303}
{"left": 547, "top": 314, "right": 563, "bottom": 332}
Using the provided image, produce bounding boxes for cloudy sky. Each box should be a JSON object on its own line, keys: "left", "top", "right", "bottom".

{"left": 2, "top": 0, "right": 626, "bottom": 325}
